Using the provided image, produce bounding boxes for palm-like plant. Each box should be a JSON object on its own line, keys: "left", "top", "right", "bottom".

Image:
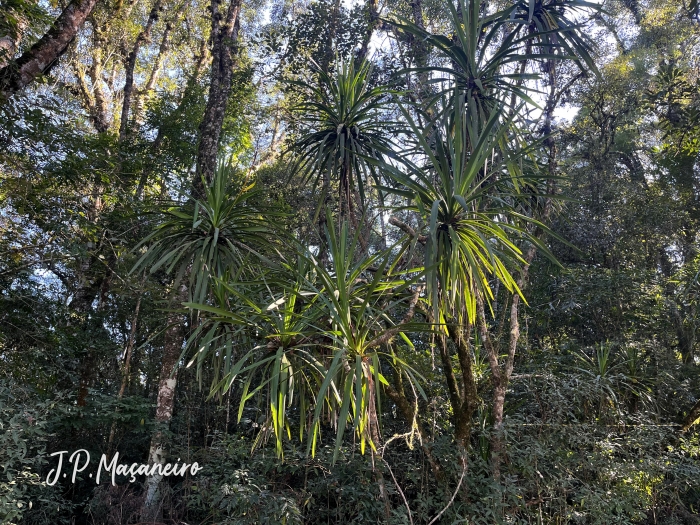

{"left": 290, "top": 58, "right": 399, "bottom": 223}
{"left": 575, "top": 343, "right": 653, "bottom": 417}
{"left": 385, "top": 93, "right": 551, "bottom": 325}
{"left": 301, "top": 216, "right": 426, "bottom": 460}
{"left": 132, "top": 162, "right": 278, "bottom": 304}
{"left": 379, "top": 0, "right": 590, "bottom": 324}
{"left": 183, "top": 260, "right": 326, "bottom": 459}
{"left": 390, "top": 0, "right": 598, "bottom": 124}
{"left": 186, "top": 216, "right": 427, "bottom": 461}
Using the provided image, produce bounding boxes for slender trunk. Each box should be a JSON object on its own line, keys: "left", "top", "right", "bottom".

{"left": 670, "top": 301, "right": 696, "bottom": 365}
{"left": 73, "top": 275, "right": 108, "bottom": 406}
{"left": 356, "top": 0, "right": 379, "bottom": 63}
{"left": 383, "top": 381, "right": 442, "bottom": 479}
{"left": 74, "top": 61, "right": 94, "bottom": 111}
{"left": 87, "top": 25, "right": 111, "bottom": 132}
{"left": 118, "top": 293, "right": 142, "bottom": 399}
{"left": 407, "top": 0, "right": 430, "bottom": 105}
{"left": 140, "top": 284, "right": 187, "bottom": 522}
{"left": 142, "top": 2, "right": 234, "bottom": 505}
{"left": 132, "top": 15, "right": 176, "bottom": 124}
{"left": 194, "top": 0, "right": 243, "bottom": 194}
{"left": 365, "top": 366, "right": 391, "bottom": 519}
{"left": 318, "top": 171, "right": 331, "bottom": 265}
{"left": 0, "top": 0, "right": 100, "bottom": 102}
{"left": 416, "top": 298, "right": 477, "bottom": 450}
{"left": 484, "top": 59, "right": 560, "bottom": 481}
{"left": 119, "top": 0, "right": 164, "bottom": 140}
{"left": 447, "top": 323, "right": 479, "bottom": 448}
{"left": 319, "top": 0, "right": 340, "bottom": 72}
{"left": 475, "top": 294, "right": 503, "bottom": 478}
{"left": 436, "top": 332, "right": 464, "bottom": 424}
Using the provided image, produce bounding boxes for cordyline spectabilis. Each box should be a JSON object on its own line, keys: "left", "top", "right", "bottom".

{"left": 184, "top": 215, "right": 428, "bottom": 462}
{"left": 289, "top": 58, "right": 400, "bottom": 235}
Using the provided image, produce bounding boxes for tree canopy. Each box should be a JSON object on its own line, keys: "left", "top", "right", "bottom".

{"left": 1, "top": 0, "right": 699, "bottom": 523}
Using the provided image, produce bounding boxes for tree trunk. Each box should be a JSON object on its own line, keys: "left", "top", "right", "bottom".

{"left": 407, "top": 0, "right": 431, "bottom": 105}
{"left": 140, "top": 285, "right": 187, "bottom": 522}
{"left": 670, "top": 301, "right": 696, "bottom": 365}
{"left": 356, "top": 0, "right": 379, "bottom": 63}
{"left": 0, "top": 0, "right": 100, "bottom": 102}
{"left": 194, "top": 0, "right": 243, "bottom": 194}
{"left": 141, "top": 0, "right": 241, "bottom": 507}
{"left": 119, "top": 0, "right": 164, "bottom": 140}
{"left": 87, "top": 25, "right": 111, "bottom": 132}
{"left": 447, "top": 323, "right": 479, "bottom": 449}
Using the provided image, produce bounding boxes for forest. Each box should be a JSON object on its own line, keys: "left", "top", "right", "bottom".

{"left": 1, "top": 0, "right": 700, "bottom": 522}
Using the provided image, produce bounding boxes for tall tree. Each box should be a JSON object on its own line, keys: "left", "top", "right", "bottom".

{"left": 195, "top": 0, "right": 243, "bottom": 193}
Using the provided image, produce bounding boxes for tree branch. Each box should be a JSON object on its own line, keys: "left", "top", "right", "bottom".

{"left": 0, "top": 0, "right": 100, "bottom": 102}
{"left": 389, "top": 216, "right": 427, "bottom": 244}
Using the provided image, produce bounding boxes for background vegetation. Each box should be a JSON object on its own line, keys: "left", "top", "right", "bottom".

{"left": 1, "top": 0, "right": 699, "bottom": 523}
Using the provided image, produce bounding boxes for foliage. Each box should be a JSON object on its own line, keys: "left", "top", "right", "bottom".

{"left": 1, "top": 0, "right": 700, "bottom": 523}
{"left": 132, "top": 162, "right": 278, "bottom": 304}
{"left": 0, "top": 382, "right": 76, "bottom": 525}
{"left": 289, "top": 57, "right": 399, "bottom": 215}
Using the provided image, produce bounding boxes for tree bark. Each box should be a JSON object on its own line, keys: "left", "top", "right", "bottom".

{"left": 388, "top": 219, "right": 478, "bottom": 449}
{"left": 447, "top": 323, "right": 479, "bottom": 448}
{"left": 194, "top": 0, "right": 243, "bottom": 195}
{"left": 140, "top": 284, "right": 187, "bottom": 522}
{"left": 0, "top": 0, "right": 100, "bottom": 102}
{"left": 84, "top": 23, "right": 111, "bottom": 132}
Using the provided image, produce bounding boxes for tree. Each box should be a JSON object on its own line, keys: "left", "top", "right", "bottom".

{"left": 289, "top": 57, "right": 398, "bottom": 256}
{"left": 2, "top": 0, "right": 700, "bottom": 522}
{"left": 0, "top": 0, "right": 101, "bottom": 101}
{"left": 132, "top": 162, "right": 274, "bottom": 519}
{"left": 196, "top": 0, "right": 244, "bottom": 192}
